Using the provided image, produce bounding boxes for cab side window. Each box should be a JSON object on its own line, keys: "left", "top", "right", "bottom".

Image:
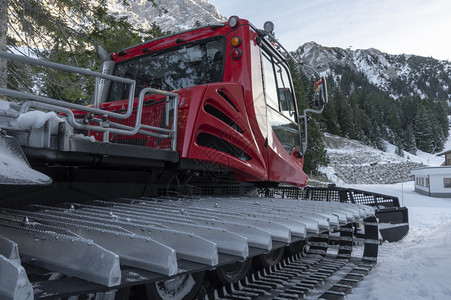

{"left": 261, "top": 54, "right": 279, "bottom": 110}
{"left": 274, "top": 61, "right": 296, "bottom": 122}
{"left": 261, "top": 51, "right": 300, "bottom": 154}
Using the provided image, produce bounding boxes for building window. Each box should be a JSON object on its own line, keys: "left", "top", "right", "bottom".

{"left": 444, "top": 178, "right": 451, "bottom": 188}
{"left": 426, "top": 177, "right": 430, "bottom": 188}
{"left": 421, "top": 178, "right": 424, "bottom": 186}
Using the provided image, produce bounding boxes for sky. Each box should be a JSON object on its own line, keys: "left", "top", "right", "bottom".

{"left": 209, "top": 0, "right": 451, "bottom": 61}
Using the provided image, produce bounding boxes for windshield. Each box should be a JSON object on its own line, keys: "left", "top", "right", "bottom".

{"left": 108, "top": 37, "right": 225, "bottom": 101}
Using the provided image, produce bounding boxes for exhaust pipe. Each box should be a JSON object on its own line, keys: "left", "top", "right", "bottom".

{"left": 93, "top": 46, "right": 115, "bottom": 107}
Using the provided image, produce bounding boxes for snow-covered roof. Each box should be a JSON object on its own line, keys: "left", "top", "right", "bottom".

{"left": 436, "top": 149, "right": 451, "bottom": 156}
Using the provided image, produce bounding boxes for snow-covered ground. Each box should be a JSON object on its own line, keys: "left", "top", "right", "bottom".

{"left": 317, "top": 133, "right": 451, "bottom": 299}
{"left": 346, "top": 181, "right": 451, "bottom": 299}
{"left": 342, "top": 135, "right": 451, "bottom": 299}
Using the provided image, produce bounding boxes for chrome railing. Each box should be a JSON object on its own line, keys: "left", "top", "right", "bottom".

{"left": 0, "top": 51, "right": 178, "bottom": 151}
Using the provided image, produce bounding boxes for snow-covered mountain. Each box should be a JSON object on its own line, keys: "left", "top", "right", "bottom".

{"left": 294, "top": 41, "right": 451, "bottom": 101}
{"left": 107, "top": 0, "right": 226, "bottom": 33}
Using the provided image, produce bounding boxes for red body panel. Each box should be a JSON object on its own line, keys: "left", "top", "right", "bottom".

{"left": 100, "top": 18, "right": 308, "bottom": 187}
{"left": 266, "top": 131, "right": 308, "bottom": 187}
{"left": 184, "top": 83, "right": 267, "bottom": 181}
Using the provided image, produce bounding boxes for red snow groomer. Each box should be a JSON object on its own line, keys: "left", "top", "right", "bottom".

{"left": 73, "top": 17, "right": 316, "bottom": 188}
{"left": 0, "top": 17, "right": 406, "bottom": 299}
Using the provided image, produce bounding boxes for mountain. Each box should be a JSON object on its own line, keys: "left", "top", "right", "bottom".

{"left": 294, "top": 41, "right": 451, "bottom": 102}
{"left": 107, "top": 0, "right": 226, "bottom": 33}
{"left": 291, "top": 42, "right": 450, "bottom": 156}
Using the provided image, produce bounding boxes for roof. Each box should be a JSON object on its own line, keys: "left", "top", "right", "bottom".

{"left": 437, "top": 149, "right": 451, "bottom": 156}
{"left": 411, "top": 166, "right": 451, "bottom": 176}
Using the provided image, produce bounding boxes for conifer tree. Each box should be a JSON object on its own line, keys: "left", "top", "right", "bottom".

{"left": 431, "top": 117, "right": 446, "bottom": 152}
{"left": 395, "top": 139, "right": 404, "bottom": 157}
{"left": 403, "top": 123, "right": 417, "bottom": 153}
{"left": 387, "top": 103, "right": 402, "bottom": 144}
{"left": 303, "top": 118, "right": 329, "bottom": 173}
{"left": 3, "top": 0, "right": 168, "bottom": 103}
{"left": 335, "top": 92, "right": 356, "bottom": 138}
{"left": 414, "top": 105, "right": 434, "bottom": 152}
{"left": 433, "top": 100, "right": 449, "bottom": 144}
{"left": 322, "top": 95, "right": 341, "bottom": 135}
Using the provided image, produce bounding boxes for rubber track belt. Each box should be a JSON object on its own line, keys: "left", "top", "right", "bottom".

{"left": 212, "top": 216, "right": 378, "bottom": 299}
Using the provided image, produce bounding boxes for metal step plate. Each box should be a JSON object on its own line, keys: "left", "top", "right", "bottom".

{"left": 0, "top": 196, "right": 378, "bottom": 298}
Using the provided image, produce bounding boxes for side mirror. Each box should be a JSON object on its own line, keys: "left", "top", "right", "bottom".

{"left": 313, "top": 77, "right": 328, "bottom": 106}
{"left": 298, "top": 77, "right": 327, "bottom": 154}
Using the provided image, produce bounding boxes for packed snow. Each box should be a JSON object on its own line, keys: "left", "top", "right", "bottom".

{"left": 342, "top": 135, "right": 451, "bottom": 299}
{"left": 0, "top": 99, "right": 10, "bottom": 111}
{"left": 347, "top": 182, "right": 451, "bottom": 300}
{"left": 0, "top": 109, "right": 59, "bottom": 185}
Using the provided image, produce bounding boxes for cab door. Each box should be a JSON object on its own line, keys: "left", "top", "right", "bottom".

{"left": 260, "top": 49, "right": 308, "bottom": 186}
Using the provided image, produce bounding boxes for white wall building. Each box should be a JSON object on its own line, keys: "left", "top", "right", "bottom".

{"left": 412, "top": 150, "right": 451, "bottom": 197}
{"left": 412, "top": 166, "right": 451, "bottom": 197}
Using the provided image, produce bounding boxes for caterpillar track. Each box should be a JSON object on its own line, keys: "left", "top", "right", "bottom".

{"left": 211, "top": 254, "right": 376, "bottom": 300}
{"left": 0, "top": 196, "right": 378, "bottom": 299}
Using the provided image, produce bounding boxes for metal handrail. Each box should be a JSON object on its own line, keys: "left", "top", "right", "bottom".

{"left": 0, "top": 51, "right": 135, "bottom": 119}
{"left": 0, "top": 51, "right": 178, "bottom": 151}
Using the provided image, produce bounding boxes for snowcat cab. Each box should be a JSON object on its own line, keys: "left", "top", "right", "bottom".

{"left": 0, "top": 17, "right": 406, "bottom": 299}
{"left": 81, "top": 16, "right": 327, "bottom": 189}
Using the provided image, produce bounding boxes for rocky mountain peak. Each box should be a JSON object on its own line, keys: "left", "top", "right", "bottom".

{"left": 108, "top": 0, "right": 226, "bottom": 33}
